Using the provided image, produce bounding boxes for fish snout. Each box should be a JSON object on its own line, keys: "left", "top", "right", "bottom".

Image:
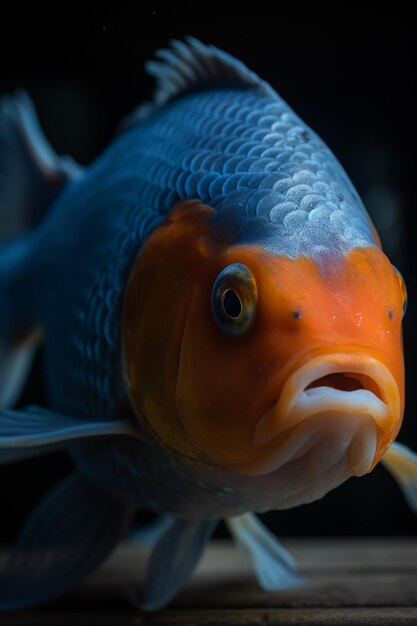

{"left": 254, "top": 353, "right": 401, "bottom": 476}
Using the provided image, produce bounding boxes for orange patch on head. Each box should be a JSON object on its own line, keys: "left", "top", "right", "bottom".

{"left": 122, "top": 199, "right": 405, "bottom": 474}
{"left": 122, "top": 200, "right": 219, "bottom": 460}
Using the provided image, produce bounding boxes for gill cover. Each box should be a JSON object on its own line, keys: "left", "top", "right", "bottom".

{"left": 123, "top": 199, "right": 404, "bottom": 481}
{"left": 122, "top": 200, "right": 218, "bottom": 461}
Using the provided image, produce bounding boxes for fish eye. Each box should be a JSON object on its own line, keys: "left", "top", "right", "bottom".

{"left": 221, "top": 289, "right": 242, "bottom": 318}
{"left": 211, "top": 263, "right": 257, "bottom": 337}
{"left": 393, "top": 266, "right": 407, "bottom": 318}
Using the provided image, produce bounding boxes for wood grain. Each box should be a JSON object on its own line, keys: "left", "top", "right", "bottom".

{"left": 1, "top": 538, "right": 417, "bottom": 625}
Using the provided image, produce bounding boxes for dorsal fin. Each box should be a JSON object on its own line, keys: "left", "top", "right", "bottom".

{"left": 120, "top": 37, "right": 278, "bottom": 131}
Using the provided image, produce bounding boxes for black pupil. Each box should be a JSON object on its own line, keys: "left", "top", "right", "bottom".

{"left": 222, "top": 289, "right": 242, "bottom": 319}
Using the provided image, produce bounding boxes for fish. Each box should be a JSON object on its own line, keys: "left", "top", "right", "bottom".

{"left": 0, "top": 37, "right": 416, "bottom": 611}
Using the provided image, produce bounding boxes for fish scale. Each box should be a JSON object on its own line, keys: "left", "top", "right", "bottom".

{"left": 23, "top": 81, "right": 374, "bottom": 422}
{"left": 1, "top": 37, "right": 411, "bottom": 612}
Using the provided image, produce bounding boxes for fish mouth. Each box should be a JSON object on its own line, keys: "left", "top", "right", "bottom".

{"left": 251, "top": 352, "right": 401, "bottom": 477}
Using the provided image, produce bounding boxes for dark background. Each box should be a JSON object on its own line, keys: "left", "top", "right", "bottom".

{"left": 0, "top": 4, "right": 416, "bottom": 542}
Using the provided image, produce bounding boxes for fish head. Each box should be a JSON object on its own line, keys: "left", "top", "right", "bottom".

{"left": 122, "top": 199, "right": 406, "bottom": 503}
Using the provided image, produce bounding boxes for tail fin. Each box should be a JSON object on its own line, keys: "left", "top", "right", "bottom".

{"left": 0, "top": 90, "right": 82, "bottom": 406}
{"left": 0, "top": 90, "right": 82, "bottom": 242}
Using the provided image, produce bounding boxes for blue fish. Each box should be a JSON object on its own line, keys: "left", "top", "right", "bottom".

{"left": 0, "top": 37, "right": 416, "bottom": 610}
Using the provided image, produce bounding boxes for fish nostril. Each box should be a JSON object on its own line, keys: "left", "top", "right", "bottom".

{"left": 305, "top": 372, "right": 384, "bottom": 401}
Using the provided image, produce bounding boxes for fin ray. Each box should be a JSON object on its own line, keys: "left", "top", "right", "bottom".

{"left": 226, "top": 513, "right": 304, "bottom": 591}
{"left": 120, "top": 37, "right": 278, "bottom": 131}
{"left": 0, "top": 91, "right": 83, "bottom": 404}
{"left": 0, "top": 472, "right": 133, "bottom": 610}
{"left": 129, "top": 515, "right": 173, "bottom": 546}
{"left": 127, "top": 518, "right": 217, "bottom": 610}
{"left": 0, "top": 330, "right": 42, "bottom": 408}
{"left": 382, "top": 441, "right": 417, "bottom": 512}
{"left": 0, "top": 405, "right": 139, "bottom": 464}
{"left": 0, "top": 90, "right": 82, "bottom": 242}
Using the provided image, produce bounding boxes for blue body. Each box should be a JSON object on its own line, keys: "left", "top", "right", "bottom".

{"left": 0, "top": 78, "right": 377, "bottom": 517}
{"left": 1, "top": 90, "right": 373, "bottom": 424}
{"left": 1, "top": 37, "right": 412, "bottom": 613}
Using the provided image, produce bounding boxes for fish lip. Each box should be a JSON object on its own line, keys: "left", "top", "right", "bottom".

{"left": 254, "top": 351, "right": 401, "bottom": 458}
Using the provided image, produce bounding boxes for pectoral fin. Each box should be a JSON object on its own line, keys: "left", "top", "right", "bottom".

{"left": 226, "top": 513, "right": 304, "bottom": 591}
{"left": 0, "top": 331, "right": 42, "bottom": 408}
{"left": 381, "top": 441, "right": 417, "bottom": 512}
{"left": 0, "top": 472, "right": 133, "bottom": 611}
{"left": 0, "top": 405, "right": 139, "bottom": 463}
{"left": 127, "top": 518, "right": 218, "bottom": 610}
{"left": 130, "top": 515, "right": 173, "bottom": 546}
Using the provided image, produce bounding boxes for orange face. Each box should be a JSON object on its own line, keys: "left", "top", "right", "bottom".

{"left": 122, "top": 200, "right": 406, "bottom": 481}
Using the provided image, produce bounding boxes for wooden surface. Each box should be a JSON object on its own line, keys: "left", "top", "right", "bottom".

{"left": 1, "top": 537, "right": 417, "bottom": 625}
